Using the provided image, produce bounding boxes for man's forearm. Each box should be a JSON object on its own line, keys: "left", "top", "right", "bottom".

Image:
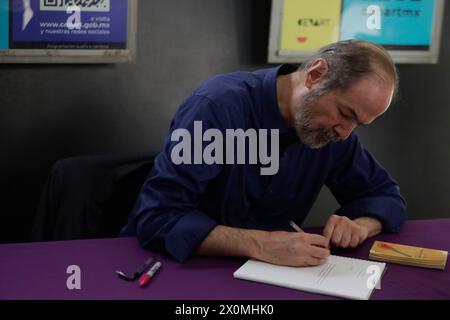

{"left": 195, "top": 225, "right": 266, "bottom": 259}
{"left": 196, "top": 224, "right": 331, "bottom": 266}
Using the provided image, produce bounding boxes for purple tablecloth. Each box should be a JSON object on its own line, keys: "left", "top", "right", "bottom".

{"left": 1, "top": 219, "right": 449, "bottom": 300}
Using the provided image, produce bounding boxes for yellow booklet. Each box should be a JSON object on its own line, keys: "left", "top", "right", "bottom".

{"left": 369, "top": 241, "right": 448, "bottom": 270}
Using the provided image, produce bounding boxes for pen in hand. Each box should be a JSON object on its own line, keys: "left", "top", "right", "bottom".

{"left": 289, "top": 220, "right": 304, "bottom": 233}
{"left": 289, "top": 220, "right": 330, "bottom": 249}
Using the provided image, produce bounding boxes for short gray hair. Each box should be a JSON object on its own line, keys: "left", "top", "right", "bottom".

{"left": 301, "top": 40, "right": 399, "bottom": 101}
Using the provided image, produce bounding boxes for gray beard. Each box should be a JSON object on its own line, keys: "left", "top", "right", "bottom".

{"left": 294, "top": 92, "right": 341, "bottom": 149}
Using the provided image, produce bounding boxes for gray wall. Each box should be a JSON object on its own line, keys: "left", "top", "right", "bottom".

{"left": 0, "top": 0, "right": 449, "bottom": 242}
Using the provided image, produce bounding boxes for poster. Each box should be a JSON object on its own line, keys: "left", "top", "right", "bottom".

{"left": 280, "top": 0, "right": 342, "bottom": 52}
{"left": 0, "top": 0, "right": 8, "bottom": 48}
{"left": 5, "top": 0, "right": 128, "bottom": 50}
{"left": 340, "top": 0, "right": 436, "bottom": 49}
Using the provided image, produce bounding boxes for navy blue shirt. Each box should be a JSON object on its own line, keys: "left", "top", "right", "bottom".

{"left": 121, "top": 64, "right": 406, "bottom": 262}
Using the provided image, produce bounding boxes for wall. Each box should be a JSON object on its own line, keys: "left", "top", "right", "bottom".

{"left": 0, "top": 0, "right": 449, "bottom": 242}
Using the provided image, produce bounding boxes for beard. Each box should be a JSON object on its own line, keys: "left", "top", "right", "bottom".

{"left": 294, "top": 90, "right": 341, "bottom": 149}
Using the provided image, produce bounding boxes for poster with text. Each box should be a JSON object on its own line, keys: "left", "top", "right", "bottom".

{"left": 340, "top": 0, "right": 435, "bottom": 49}
{"left": 9, "top": 0, "right": 128, "bottom": 49}
{"left": 0, "top": 0, "right": 8, "bottom": 48}
{"left": 280, "top": 0, "right": 342, "bottom": 52}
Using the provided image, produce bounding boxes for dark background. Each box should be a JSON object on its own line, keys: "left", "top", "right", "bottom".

{"left": 1, "top": 0, "right": 449, "bottom": 243}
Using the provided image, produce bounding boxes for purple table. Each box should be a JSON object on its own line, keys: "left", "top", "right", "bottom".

{"left": 1, "top": 219, "right": 449, "bottom": 300}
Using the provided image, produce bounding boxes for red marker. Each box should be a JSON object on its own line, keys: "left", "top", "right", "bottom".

{"left": 138, "top": 261, "right": 161, "bottom": 288}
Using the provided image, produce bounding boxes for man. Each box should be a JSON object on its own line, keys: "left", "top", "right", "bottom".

{"left": 121, "top": 40, "right": 406, "bottom": 267}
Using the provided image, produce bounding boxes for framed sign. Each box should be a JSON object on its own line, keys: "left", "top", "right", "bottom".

{"left": 0, "top": 0, "right": 138, "bottom": 63}
{"left": 268, "top": 0, "right": 445, "bottom": 64}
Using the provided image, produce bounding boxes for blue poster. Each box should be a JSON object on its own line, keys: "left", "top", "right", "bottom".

{"left": 0, "top": 0, "right": 8, "bottom": 49}
{"left": 340, "top": 0, "right": 435, "bottom": 48}
{"left": 10, "top": 0, "right": 128, "bottom": 49}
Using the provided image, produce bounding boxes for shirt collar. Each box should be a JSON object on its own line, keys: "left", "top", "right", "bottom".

{"left": 261, "top": 64, "right": 298, "bottom": 134}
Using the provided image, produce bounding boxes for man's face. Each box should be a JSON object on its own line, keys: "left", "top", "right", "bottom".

{"left": 294, "top": 74, "right": 394, "bottom": 149}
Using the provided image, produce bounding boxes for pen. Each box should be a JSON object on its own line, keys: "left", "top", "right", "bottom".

{"left": 289, "top": 220, "right": 304, "bottom": 233}
{"left": 290, "top": 220, "right": 330, "bottom": 249}
{"left": 115, "top": 256, "right": 155, "bottom": 281}
{"left": 138, "top": 261, "right": 162, "bottom": 288}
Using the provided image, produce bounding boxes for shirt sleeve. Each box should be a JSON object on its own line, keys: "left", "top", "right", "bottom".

{"left": 128, "top": 94, "right": 229, "bottom": 262}
{"left": 325, "top": 133, "right": 407, "bottom": 232}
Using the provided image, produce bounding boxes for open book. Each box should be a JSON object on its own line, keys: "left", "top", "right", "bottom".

{"left": 233, "top": 255, "right": 386, "bottom": 300}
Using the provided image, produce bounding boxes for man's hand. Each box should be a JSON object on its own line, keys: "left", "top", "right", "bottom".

{"left": 322, "top": 214, "right": 383, "bottom": 248}
{"left": 256, "top": 231, "right": 330, "bottom": 267}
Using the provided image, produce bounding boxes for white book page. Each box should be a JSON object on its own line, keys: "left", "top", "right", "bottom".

{"left": 233, "top": 255, "right": 386, "bottom": 300}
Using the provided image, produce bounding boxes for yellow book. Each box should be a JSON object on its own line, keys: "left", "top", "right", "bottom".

{"left": 369, "top": 241, "right": 448, "bottom": 270}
